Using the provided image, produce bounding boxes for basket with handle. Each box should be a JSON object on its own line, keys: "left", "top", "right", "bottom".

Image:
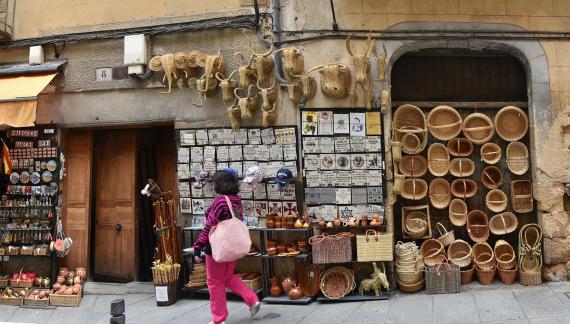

{"left": 460, "top": 263, "right": 475, "bottom": 285}
{"left": 481, "top": 166, "right": 503, "bottom": 190}
{"left": 475, "top": 265, "right": 496, "bottom": 285}
{"left": 449, "top": 199, "right": 468, "bottom": 226}
{"left": 356, "top": 230, "right": 393, "bottom": 262}
{"left": 467, "top": 210, "right": 489, "bottom": 243}
{"left": 489, "top": 212, "right": 518, "bottom": 235}
{"left": 427, "top": 105, "right": 463, "bottom": 141}
{"left": 494, "top": 240, "right": 516, "bottom": 270}
{"left": 402, "top": 205, "right": 432, "bottom": 239}
{"left": 401, "top": 179, "right": 428, "bottom": 200}
{"left": 480, "top": 143, "right": 501, "bottom": 165}
{"left": 451, "top": 179, "right": 477, "bottom": 199}
{"left": 309, "top": 232, "right": 353, "bottom": 264}
{"left": 429, "top": 178, "right": 451, "bottom": 209}
{"left": 428, "top": 143, "right": 450, "bottom": 177}
{"left": 498, "top": 264, "right": 517, "bottom": 285}
{"left": 506, "top": 142, "right": 529, "bottom": 175}
{"left": 486, "top": 189, "right": 508, "bottom": 213}
{"left": 473, "top": 242, "right": 496, "bottom": 271}
{"left": 447, "top": 239, "right": 472, "bottom": 268}
{"left": 495, "top": 106, "right": 528, "bottom": 142}
{"left": 447, "top": 137, "right": 473, "bottom": 157}
{"left": 462, "top": 113, "right": 494, "bottom": 144}
{"left": 425, "top": 256, "right": 460, "bottom": 294}
{"left": 399, "top": 155, "right": 428, "bottom": 178}
{"left": 436, "top": 222, "right": 455, "bottom": 247}
{"left": 449, "top": 158, "right": 475, "bottom": 177}
{"left": 511, "top": 180, "right": 533, "bottom": 213}
{"left": 420, "top": 239, "right": 445, "bottom": 267}
{"left": 320, "top": 266, "right": 356, "bottom": 300}
{"left": 397, "top": 278, "right": 425, "bottom": 293}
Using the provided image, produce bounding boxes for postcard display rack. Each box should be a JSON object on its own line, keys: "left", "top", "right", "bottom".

{"left": 175, "top": 126, "right": 305, "bottom": 300}
{"left": 0, "top": 126, "right": 60, "bottom": 288}
{"left": 300, "top": 108, "right": 392, "bottom": 302}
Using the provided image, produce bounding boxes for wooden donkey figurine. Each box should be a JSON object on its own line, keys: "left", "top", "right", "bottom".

{"left": 359, "top": 262, "right": 390, "bottom": 297}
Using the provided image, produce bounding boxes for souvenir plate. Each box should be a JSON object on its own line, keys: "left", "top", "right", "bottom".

{"left": 46, "top": 160, "right": 57, "bottom": 172}
{"left": 42, "top": 171, "right": 53, "bottom": 183}
{"left": 49, "top": 183, "right": 59, "bottom": 196}
{"left": 31, "top": 172, "right": 41, "bottom": 185}
{"left": 9, "top": 172, "right": 19, "bottom": 185}
{"left": 40, "top": 161, "right": 47, "bottom": 170}
{"left": 20, "top": 171, "right": 30, "bottom": 184}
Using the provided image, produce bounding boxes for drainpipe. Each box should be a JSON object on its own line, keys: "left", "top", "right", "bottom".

{"left": 271, "top": 0, "right": 288, "bottom": 85}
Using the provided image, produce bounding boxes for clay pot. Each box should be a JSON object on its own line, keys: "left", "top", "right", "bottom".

{"left": 318, "top": 219, "right": 326, "bottom": 228}
{"left": 326, "top": 222, "right": 334, "bottom": 228}
{"left": 266, "top": 218, "right": 275, "bottom": 228}
{"left": 286, "top": 217, "right": 294, "bottom": 229}
{"left": 348, "top": 217, "right": 358, "bottom": 227}
{"left": 294, "top": 219, "right": 303, "bottom": 229}
{"left": 361, "top": 215, "right": 369, "bottom": 227}
{"left": 270, "top": 277, "right": 282, "bottom": 297}
{"left": 282, "top": 275, "right": 297, "bottom": 294}
{"left": 276, "top": 243, "right": 287, "bottom": 254}
{"left": 267, "top": 240, "right": 277, "bottom": 249}
{"left": 58, "top": 268, "right": 69, "bottom": 278}
{"left": 333, "top": 217, "right": 342, "bottom": 228}
{"left": 75, "top": 268, "right": 87, "bottom": 280}
{"left": 274, "top": 217, "right": 282, "bottom": 228}
{"left": 288, "top": 285, "right": 303, "bottom": 300}
{"left": 302, "top": 222, "right": 310, "bottom": 228}
{"left": 267, "top": 247, "right": 277, "bottom": 256}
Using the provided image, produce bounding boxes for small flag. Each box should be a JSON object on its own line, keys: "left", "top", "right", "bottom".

{"left": 2, "top": 139, "right": 12, "bottom": 175}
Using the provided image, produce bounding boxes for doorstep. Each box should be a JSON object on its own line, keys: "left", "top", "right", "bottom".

{"left": 83, "top": 281, "right": 155, "bottom": 295}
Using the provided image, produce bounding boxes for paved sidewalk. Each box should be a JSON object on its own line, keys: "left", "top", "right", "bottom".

{"left": 3, "top": 282, "right": 570, "bottom": 323}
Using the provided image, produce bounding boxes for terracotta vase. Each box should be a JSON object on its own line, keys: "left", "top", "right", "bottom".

{"left": 288, "top": 285, "right": 303, "bottom": 300}
{"left": 266, "top": 218, "right": 275, "bottom": 228}
{"left": 282, "top": 275, "right": 297, "bottom": 294}
{"left": 275, "top": 217, "right": 282, "bottom": 228}
{"left": 270, "top": 277, "right": 282, "bottom": 297}
{"left": 333, "top": 217, "right": 342, "bottom": 227}
{"left": 318, "top": 219, "right": 326, "bottom": 228}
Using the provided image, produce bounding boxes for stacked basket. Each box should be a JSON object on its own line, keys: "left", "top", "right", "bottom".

{"left": 395, "top": 241, "right": 424, "bottom": 293}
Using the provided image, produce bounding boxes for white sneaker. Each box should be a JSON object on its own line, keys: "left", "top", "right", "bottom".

{"left": 250, "top": 301, "right": 261, "bottom": 317}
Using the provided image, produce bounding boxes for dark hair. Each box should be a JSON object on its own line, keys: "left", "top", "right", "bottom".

{"left": 212, "top": 170, "right": 240, "bottom": 195}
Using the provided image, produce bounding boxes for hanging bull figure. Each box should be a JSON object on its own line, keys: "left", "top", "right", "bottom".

{"left": 285, "top": 81, "right": 302, "bottom": 105}
{"left": 307, "top": 63, "right": 351, "bottom": 99}
{"left": 173, "top": 51, "right": 203, "bottom": 89}
{"left": 274, "top": 47, "right": 304, "bottom": 77}
{"left": 149, "top": 53, "right": 178, "bottom": 94}
{"left": 234, "top": 84, "right": 258, "bottom": 121}
{"left": 234, "top": 52, "right": 257, "bottom": 89}
{"left": 346, "top": 33, "right": 374, "bottom": 109}
{"left": 189, "top": 49, "right": 225, "bottom": 106}
{"left": 252, "top": 35, "right": 275, "bottom": 84}
{"left": 257, "top": 78, "right": 277, "bottom": 112}
{"left": 215, "top": 71, "right": 239, "bottom": 105}
{"left": 262, "top": 101, "right": 277, "bottom": 128}
{"left": 373, "top": 43, "right": 388, "bottom": 82}
{"left": 227, "top": 101, "right": 242, "bottom": 129}
{"left": 299, "top": 74, "right": 317, "bottom": 100}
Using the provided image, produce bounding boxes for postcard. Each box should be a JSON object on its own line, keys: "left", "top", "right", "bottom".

{"left": 368, "top": 187, "right": 383, "bottom": 203}
{"left": 178, "top": 182, "right": 191, "bottom": 195}
{"left": 338, "top": 205, "right": 354, "bottom": 220}
{"left": 192, "top": 215, "right": 205, "bottom": 227}
{"left": 220, "top": 129, "right": 235, "bottom": 144}
{"left": 258, "top": 162, "right": 271, "bottom": 177}
{"left": 318, "top": 111, "right": 334, "bottom": 135}
{"left": 318, "top": 137, "right": 335, "bottom": 153}
{"left": 350, "top": 112, "right": 366, "bottom": 136}
{"left": 208, "top": 129, "right": 222, "bottom": 145}
{"left": 302, "top": 111, "right": 319, "bottom": 135}
{"left": 240, "top": 183, "right": 254, "bottom": 199}
{"left": 334, "top": 113, "right": 350, "bottom": 134}
{"left": 365, "top": 111, "right": 382, "bottom": 135}
{"left": 248, "top": 129, "right": 262, "bottom": 144}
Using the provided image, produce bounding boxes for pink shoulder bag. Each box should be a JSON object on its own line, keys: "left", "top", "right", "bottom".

{"left": 209, "top": 196, "right": 251, "bottom": 262}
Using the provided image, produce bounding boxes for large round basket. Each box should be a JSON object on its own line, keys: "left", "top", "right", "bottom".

{"left": 404, "top": 212, "right": 428, "bottom": 239}
{"left": 462, "top": 113, "right": 495, "bottom": 144}
{"left": 494, "top": 240, "right": 516, "bottom": 270}
{"left": 401, "top": 179, "right": 428, "bottom": 200}
{"left": 397, "top": 278, "right": 425, "bottom": 293}
{"left": 393, "top": 104, "right": 427, "bottom": 154}
{"left": 480, "top": 143, "right": 501, "bottom": 165}
{"left": 320, "top": 267, "right": 355, "bottom": 300}
{"left": 399, "top": 155, "right": 428, "bottom": 177}
{"left": 475, "top": 265, "right": 496, "bottom": 285}
{"left": 397, "top": 270, "right": 423, "bottom": 285}
{"left": 428, "top": 143, "right": 450, "bottom": 177}
{"left": 429, "top": 178, "right": 451, "bottom": 209}
{"left": 401, "top": 132, "right": 425, "bottom": 154}
{"left": 436, "top": 222, "right": 455, "bottom": 247}
{"left": 495, "top": 106, "right": 528, "bottom": 142}
{"left": 427, "top": 105, "right": 463, "bottom": 140}
{"left": 449, "top": 199, "right": 468, "bottom": 226}
{"left": 489, "top": 212, "right": 518, "bottom": 235}
{"left": 473, "top": 242, "right": 496, "bottom": 271}
{"left": 420, "top": 239, "right": 445, "bottom": 266}
{"left": 460, "top": 263, "right": 475, "bottom": 285}
{"left": 506, "top": 142, "right": 529, "bottom": 175}
{"left": 498, "top": 264, "right": 517, "bottom": 285}
{"left": 485, "top": 189, "right": 508, "bottom": 213}
{"left": 451, "top": 179, "right": 478, "bottom": 198}
{"left": 519, "top": 270, "right": 541, "bottom": 286}
{"left": 449, "top": 158, "right": 475, "bottom": 177}
{"left": 467, "top": 210, "right": 489, "bottom": 243}
{"left": 481, "top": 166, "right": 503, "bottom": 190}
{"left": 447, "top": 239, "right": 472, "bottom": 267}
{"left": 447, "top": 138, "right": 473, "bottom": 157}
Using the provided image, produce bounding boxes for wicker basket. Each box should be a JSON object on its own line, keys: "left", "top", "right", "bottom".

{"left": 460, "top": 263, "right": 475, "bottom": 285}
{"left": 485, "top": 189, "right": 508, "bottom": 213}
{"left": 397, "top": 278, "right": 425, "bottom": 293}
{"left": 449, "top": 158, "right": 475, "bottom": 177}
{"left": 320, "top": 267, "right": 355, "bottom": 300}
{"left": 495, "top": 106, "right": 528, "bottom": 142}
{"left": 467, "top": 210, "right": 489, "bottom": 243}
{"left": 449, "top": 199, "right": 468, "bottom": 226}
{"left": 401, "top": 132, "right": 424, "bottom": 154}
{"left": 462, "top": 113, "right": 495, "bottom": 144}
{"left": 20, "top": 245, "right": 34, "bottom": 256}
{"left": 0, "top": 278, "right": 8, "bottom": 287}
{"left": 519, "top": 270, "right": 541, "bottom": 286}
{"left": 393, "top": 104, "right": 428, "bottom": 154}
{"left": 451, "top": 179, "right": 477, "bottom": 199}
{"left": 475, "top": 265, "right": 496, "bottom": 285}
{"left": 498, "top": 264, "right": 517, "bottom": 285}
{"left": 242, "top": 275, "right": 263, "bottom": 291}
{"left": 399, "top": 155, "right": 428, "bottom": 178}
{"left": 427, "top": 143, "right": 450, "bottom": 177}
{"left": 404, "top": 215, "right": 428, "bottom": 239}
{"left": 429, "top": 178, "right": 451, "bottom": 209}
{"left": 425, "top": 256, "right": 460, "bottom": 294}
{"left": 24, "top": 289, "right": 51, "bottom": 306}
{"left": 309, "top": 232, "right": 353, "bottom": 264}
{"left": 402, "top": 205, "right": 432, "bottom": 239}
{"left": 10, "top": 280, "right": 34, "bottom": 288}
{"left": 420, "top": 239, "right": 445, "bottom": 267}
{"left": 427, "top": 105, "right": 463, "bottom": 140}
{"left": 506, "top": 142, "right": 529, "bottom": 175}
{"left": 436, "top": 222, "right": 455, "bottom": 247}
{"left": 397, "top": 270, "right": 423, "bottom": 285}
{"left": 7, "top": 246, "right": 20, "bottom": 256}
{"left": 391, "top": 140, "right": 403, "bottom": 162}
{"left": 447, "top": 240, "right": 472, "bottom": 267}
{"left": 356, "top": 231, "right": 393, "bottom": 262}
{"left": 447, "top": 138, "right": 473, "bottom": 157}
{"left": 489, "top": 212, "right": 518, "bottom": 235}
{"left": 49, "top": 291, "right": 82, "bottom": 307}
{"left": 473, "top": 242, "right": 496, "bottom": 271}
{"left": 481, "top": 166, "right": 503, "bottom": 190}
{"left": 480, "top": 143, "right": 501, "bottom": 165}
{"left": 393, "top": 173, "right": 405, "bottom": 195}
{"left": 494, "top": 240, "right": 516, "bottom": 270}
{"left": 511, "top": 180, "right": 533, "bottom": 213}
{"left": 401, "top": 179, "right": 428, "bottom": 200}
{"left": 2, "top": 296, "right": 23, "bottom": 306}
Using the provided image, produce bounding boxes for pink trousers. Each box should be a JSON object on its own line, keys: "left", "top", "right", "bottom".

{"left": 205, "top": 255, "right": 259, "bottom": 324}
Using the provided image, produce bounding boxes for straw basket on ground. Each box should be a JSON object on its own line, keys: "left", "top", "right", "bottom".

{"left": 449, "top": 199, "right": 468, "bottom": 226}
{"left": 473, "top": 242, "right": 496, "bottom": 271}
{"left": 498, "top": 264, "right": 517, "bottom": 285}
{"left": 489, "top": 212, "right": 518, "bottom": 235}
{"left": 447, "top": 239, "right": 472, "bottom": 268}
{"left": 399, "top": 155, "right": 428, "bottom": 178}
{"left": 495, "top": 106, "right": 528, "bottom": 142}
{"left": 436, "top": 222, "right": 455, "bottom": 247}
{"left": 427, "top": 105, "right": 463, "bottom": 141}
{"left": 401, "top": 179, "right": 428, "bottom": 200}
{"left": 511, "top": 180, "right": 533, "bottom": 213}
{"left": 428, "top": 143, "right": 450, "bottom": 177}
{"left": 449, "top": 158, "right": 475, "bottom": 177}
{"left": 320, "top": 267, "right": 356, "bottom": 300}
{"left": 451, "top": 179, "right": 477, "bottom": 199}
{"left": 506, "top": 142, "right": 529, "bottom": 175}
{"left": 476, "top": 265, "right": 496, "bottom": 285}
{"left": 494, "top": 240, "right": 516, "bottom": 270}
{"left": 429, "top": 178, "right": 451, "bottom": 209}
{"left": 481, "top": 166, "right": 503, "bottom": 190}
{"left": 480, "top": 143, "right": 501, "bottom": 165}
{"left": 420, "top": 239, "right": 445, "bottom": 267}
{"left": 397, "top": 279, "right": 425, "bottom": 293}
{"left": 461, "top": 263, "right": 475, "bottom": 285}
{"left": 462, "top": 113, "right": 495, "bottom": 144}
{"left": 485, "top": 189, "right": 508, "bottom": 213}
{"left": 393, "top": 104, "right": 428, "bottom": 154}
{"left": 403, "top": 208, "right": 430, "bottom": 239}
{"left": 467, "top": 210, "right": 489, "bottom": 243}
{"left": 447, "top": 138, "right": 473, "bottom": 157}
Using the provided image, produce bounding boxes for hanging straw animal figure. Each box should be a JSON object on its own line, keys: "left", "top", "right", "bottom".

{"left": 173, "top": 51, "right": 202, "bottom": 89}
{"left": 273, "top": 47, "right": 305, "bottom": 77}
{"left": 189, "top": 50, "right": 225, "bottom": 106}
{"left": 216, "top": 71, "right": 239, "bottom": 105}
{"left": 149, "top": 54, "right": 178, "bottom": 94}
{"left": 285, "top": 81, "right": 302, "bottom": 105}
{"left": 359, "top": 262, "right": 389, "bottom": 297}
{"left": 258, "top": 77, "right": 278, "bottom": 128}
{"left": 306, "top": 63, "right": 352, "bottom": 99}
{"left": 234, "top": 84, "right": 258, "bottom": 121}
{"left": 227, "top": 100, "right": 242, "bottom": 129}
{"left": 346, "top": 33, "right": 374, "bottom": 109}
{"left": 373, "top": 42, "right": 388, "bottom": 82}
{"left": 234, "top": 52, "right": 257, "bottom": 89}
{"left": 252, "top": 35, "right": 275, "bottom": 84}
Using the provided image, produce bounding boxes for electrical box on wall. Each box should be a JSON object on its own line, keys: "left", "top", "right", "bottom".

{"left": 124, "top": 34, "right": 147, "bottom": 75}
{"left": 29, "top": 46, "right": 44, "bottom": 65}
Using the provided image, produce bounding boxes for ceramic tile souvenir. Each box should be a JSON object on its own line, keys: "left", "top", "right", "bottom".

{"left": 202, "top": 182, "right": 215, "bottom": 197}
{"left": 243, "top": 200, "right": 255, "bottom": 216}
{"left": 180, "top": 198, "right": 192, "bottom": 213}
{"left": 339, "top": 205, "right": 354, "bottom": 221}
{"left": 178, "top": 148, "right": 190, "bottom": 163}
{"left": 283, "top": 144, "right": 298, "bottom": 161}
{"left": 367, "top": 170, "right": 383, "bottom": 186}
{"left": 350, "top": 112, "right": 366, "bottom": 137}
{"left": 319, "top": 137, "right": 335, "bottom": 153}
{"left": 229, "top": 145, "right": 243, "bottom": 161}
{"left": 321, "top": 205, "right": 338, "bottom": 221}
{"left": 254, "top": 184, "right": 269, "bottom": 200}
{"left": 282, "top": 202, "right": 298, "bottom": 217}
{"left": 335, "top": 154, "right": 351, "bottom": 170}
{"left": 268, "top": 201, "right": 283, "bottom": 216}
{"left": 321, "top": 170, "right": 335, "bottom": 187}
{"left": 367, "top": 205, "right": 385, "bottom": 218}
{"left": 190, "top": 147, "right": 204, "bottom": 162}
{"left": 258, "top": 162, "right": 271, "bottom": 177}
{"left": 284, "top": 161, "right": 298, "bottom": 177}
{"left": 334, "top": 170, "right": 351, "bottom": 187}
{"left": 192, "top": 199, "right": 206, "bottom": 214}
{"left": 336, "top": 188, "right": 352, "bottom": 205}
{"left": 248, "top": 129, "right": 262, "bottom": 144}
{"left": 254, "top": 201, "right": 268, "bottom": 217}
{"left": 190, "top": 162, "right": 203, "bottom": 175}
{"left": 304, "top": 154, "right": 319, "bottom": 170}
{"left": 351, "top": 154, "right": 367, "bottom": 170}
{"left": 266, "top": 183, "right": 281, "bottom": 200}
{"left": 243, "top": 161, "right": 258, "bottom": 175}
{"left": 208, "top": 129, "right": 222, "bottom": 145}
{"left": 281, "top": 185, "right": 296, "bottom": 200}
{"left": 190, "top": 185, "right": 203, "bottom": 198}
{"left": 180, "top": 130, "right": 196, "bottom": 146}
{"left": 305, "top": 188, "right": 321, "bottom": 205}
{"left": 234, "top": 129, "right": 249, "bottom": 144}
{"left": 177, "top": 164, "right": 191, "bottom": 179}
{"left": 274, "top": 127, "right": 296, "bottom": 144}
{"left": 216, "top": 162, "right": 229, "bottom": 171}
{"left": 367, "top": 187, "right": 383, "bottom": 203}
{"left": 367, "top": 153, "right": 381, "bottom": 169}
{"left": 320, "top": 154, "right": 336, "bottom": 170}
{"left": 269, "top": 161, "right": 284, "bottom": 176}
{"left": 307, "top": 206, "right": 322, "bottom": 222}
{"left": 261, "top": 128, "right": 276, "bottom": 145}
{"left": 366, "top": 136, "right": 382, "bottom": 152}
{"left": 334, "top": 114, "right": 350, "bottom": 134}
{"left": 351, "top": 170, "right": 367, "bottom": 186}
{"left": 365, "top": 111, "right": 382, "bottom": 135}
{"left": 216, "top": 146, "right": 229, "bottom": 162}
{"left": 243, "top": 145, "right": 257, "bottom": 157}
{"left": 335, "top": 136, "right": 351, "bottom": 153}
{"left": 351, "top": 205, "right": 369, "bottom": 219}
{"left": 192, "top": 215, "right": 205, "bottom": 227}
{"left": 179, "top": 182, "right": 191, "bottom": 197}
{"left": 305, "top": 171, "right": 321, "bottom": 187}
{"left": 350, "top": 136, "right": 366, "bottom": 152}
{"left": 203, "top": 146, "right": 216, "bottom": 161}
{"left": 256, "top": 145, "right": 271, "bottom": 161}
{"left": 220, "top": 129, "right": 235, "bottom": 144}
{"left": 351, "top": 188, "right": 368, "bottom": 204}
{"left": 302, "top": 111, "right": 319, "bottom": 136}
{"left": 229, "top": 161, "right": 243, "bottom": 176}
{"left": 196, "top": 130, "right": 209, "bottom": 145}
{"left": 303, "top": 137, "right": 319, "bottom": 154}
{"left": 203, "top": 161, "right": 216, "bottom": 173}
{"left": 269, "top": 144, "right": 284, "bottom": 161}
{"left": 318, "top": 111, "right": 334, "bottom": 135}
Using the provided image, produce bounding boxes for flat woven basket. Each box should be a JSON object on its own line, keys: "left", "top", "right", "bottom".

{"left": 480, "top": 143, "right": 501, "bottom": 165}
{"left": 447, "top": 239, "right": 472, "bottom": 268}
{"left": 401, "top": 179, "right": 428, "bottom": 200}
{"left": 420, "top": 239, "right": 445, "bottom": 267}
{"left": 447, "top": 138, "right": 473, "bottom": 157}
{"left": 485, "top": 189, "right": 508, "bottom": 213}
{"left": 467, "top": 210, "right": 489, "bottom": 243}
{"left": 425, "top": 256, "right": 460, "bottom": 294}
{"left": 309, "top": 232, "right": 353, "bottom": 264}
{"left": 494, "top": 239, "right": 516, "bottom": 270}
{"left": 393, "top": 104, "right": 428, "bottom": 154}
{"left": 427, "top": 105, "right": 463, "bottom": 141}
{"left": 495, "top": 106, "right": 528, "bottom": 142}
{"left": 489, "top": 212, "right": 518, "bottom": 235}
{"left": 473, "top": 242, "right": 496, "bottom": 271}
{"left": 449, "top": 158, "right": 475, "bottom": 177}
{"left": 449, "top": 199, "right": 468, "bottom": 226}
{"left": 506, "top": 142, "right": 529, "bottom": 175}
{"left": 462, "top": 113, "right": 495, "bottom": 144}
{"left": 511, "top": 180, "right": 533, "bottom": 213}
{"left": 401, "top": 132, "right": 426, "bottom": 154}
{"left": 481, "top": 166, "right": 503, "bottom": 190}
{"left": 428, "top": 143, "right": 450, "bottom": 177}
{"left": 397, "top": 278, "right": 425, "bottom": 293}
{"left": 402, "top": 205, "right": 431, "bottom": 239}
{"left": 320, "top": 267, "right": 355, "bottom": 299}
{"left": 404, "top": 212, "right": 428, "bottom": 239}
{"left": 451, "top": 179, "right": 477, "bottom": 198}
{"left": 399, "top": 155, "right": 428, "bottom": 177}
{"left": 356, "top": 230, "right": 393, "bottom": 262}
{"left": 436, "top": 222, "right": 455, "bottom": 247}
{"left": 429, "top": 178, "right": 451, "bottom": 209}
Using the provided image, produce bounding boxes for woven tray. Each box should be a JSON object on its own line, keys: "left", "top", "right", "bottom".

{"left": 24, "top": 289, "right": 51, "bottom": 307}
{"left": 49, "top": 291, "right": 82, "bottom": 307}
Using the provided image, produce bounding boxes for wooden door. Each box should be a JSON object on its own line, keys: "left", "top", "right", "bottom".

{"left": 94, "top": 131, "right": 137, "bottom": 281}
